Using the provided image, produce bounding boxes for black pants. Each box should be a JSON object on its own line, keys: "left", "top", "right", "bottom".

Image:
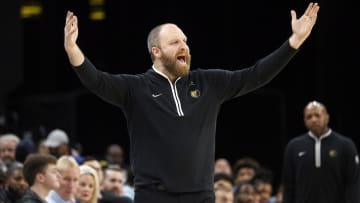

{"left": 134, "top": 186, "right": 215, "bottom": 203}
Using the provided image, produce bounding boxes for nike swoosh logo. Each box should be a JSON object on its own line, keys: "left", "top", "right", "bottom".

{"left": 152, "top": 93, "right": 162, "bottom": 98}
{"left": 298, "top": 151, "right": 306, "bottom": 157}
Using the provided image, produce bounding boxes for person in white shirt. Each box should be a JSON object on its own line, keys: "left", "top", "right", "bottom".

{"left": 46, "top": 155, "right": 80, "bottom": 203}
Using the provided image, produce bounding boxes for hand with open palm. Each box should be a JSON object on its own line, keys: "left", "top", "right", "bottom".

{"left": 289, "top": 2, "right": 320, "bottom": 49}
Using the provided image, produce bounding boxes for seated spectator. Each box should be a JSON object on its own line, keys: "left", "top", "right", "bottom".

{"left": 82, "top": 156, "right": 133, "bottom": 203}
{"left": 233, "top": 157, "right": 260, "bottom": 190}
{"left": 21, "top": 154, "right": 60, "bottom": 203}
{"left": 214, "top": 173, "right": 234, "bottom": 192}
{"left": 214, "top": 158, "right": 232, "bottom": 176}
{"left": 46, "top": 155, "right": 80, "bottom": 203}
{"left": 5, "top": 162, "right": 28, "bottom": 202}
{"left": 0, "top": 133, "right": 21, "bottom": 166}
{"left": 234, "top": 183, "right": 258, "bottom": 203}
{"left": 43, "top": 129, "right": 70, "bottom": 158}
{"left": 76, "top": 165, "right": 100, "bottom": 203}
{"left": 253, "top": 168, "right": 274, "bottom": 203}
{"left": 214, "top": 173, "right": 234, "bottom": 203}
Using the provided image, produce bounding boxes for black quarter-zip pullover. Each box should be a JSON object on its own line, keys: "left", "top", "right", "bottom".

{"left": 75, "top": 40, "right": 297, "bottom": 193}
{"left": 282, "top": 130, "right": 360, "bottom": 203}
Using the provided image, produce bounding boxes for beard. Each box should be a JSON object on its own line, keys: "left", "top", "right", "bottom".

{"left": 160, "top": 51, "right": 191, "bottom": 78}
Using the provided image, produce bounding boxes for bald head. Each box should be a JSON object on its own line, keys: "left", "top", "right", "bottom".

{"left": 303, "top": 101, "right": 330, "bottom": 137}
{"left": 147, "top": 23, "right": 186, "bottom": 61}
{"left": 304, "top": 101, "right": 327, "bottom": 114}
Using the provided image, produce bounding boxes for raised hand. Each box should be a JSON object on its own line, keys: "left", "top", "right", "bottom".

{"left": 289, "top": 2, "right": 320, "bottom": 49}
{"left": 64, "top": 11, "right": 78, "bottom": 52}
{"left": 64, "top": 11, "right": 84, "bottom": 67}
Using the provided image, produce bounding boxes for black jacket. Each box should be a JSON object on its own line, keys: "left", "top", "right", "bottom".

{"left": 98, "top": 190, "right": 133, "bottom": 203}
{"left": 282, "top": 130, "right": 360, "bottom": 203}
{"left": 75, "top": 40, "right": 297, "bottom": 193}
{"left": 20, "top": 189, "right": 47, "bottom": 203}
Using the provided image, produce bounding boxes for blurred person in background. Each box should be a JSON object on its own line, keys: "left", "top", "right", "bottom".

{"left": 0, "top": 133, "right": 20, "bottom": 166}
{"left": 4, "top": 162, "right": 28, "bottom": 202}
{"left": 46, "top": 155, "right": 80, "bottom": 203}
{"left": 214, "top": 173, "right": 234, "bottom": 203}
{"left": 82, "top": 156, "right": 133, "bottom": 203}
{"left": 282, "top": 101, "right": 360, "bottom": 203}
{"left": 75, "top": 165, "right": 100, "bottom": 203}
{"left": 44, "top": 129, "right": 70, "bottom": 158}
{"left": 214, "top": 158, "right": 232, "bottom": 177}
{"left": 233, "top": 157, "right": 260, "bottom": 191}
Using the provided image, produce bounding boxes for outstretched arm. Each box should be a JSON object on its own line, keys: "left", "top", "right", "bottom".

{"left": 289, "top": 2, "right": 320, "bottom": 49}
{"left": 64, "top": 11, "right": 85, "bottom": 67}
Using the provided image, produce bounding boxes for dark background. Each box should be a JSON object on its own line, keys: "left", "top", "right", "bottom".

{"left": 1, "top": 0, "right": 359, "bottom": 188}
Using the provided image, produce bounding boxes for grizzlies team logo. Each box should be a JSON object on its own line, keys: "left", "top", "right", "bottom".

{"left": 190, "top": 89, "right": 200, "bottom": 98}
{"left": 329, "top": 149, "right": 337, "bottom": 157}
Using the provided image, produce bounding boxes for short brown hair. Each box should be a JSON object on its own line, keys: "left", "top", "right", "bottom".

{"left": 23, "top": 153, "right": 57, "bottom": 186}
